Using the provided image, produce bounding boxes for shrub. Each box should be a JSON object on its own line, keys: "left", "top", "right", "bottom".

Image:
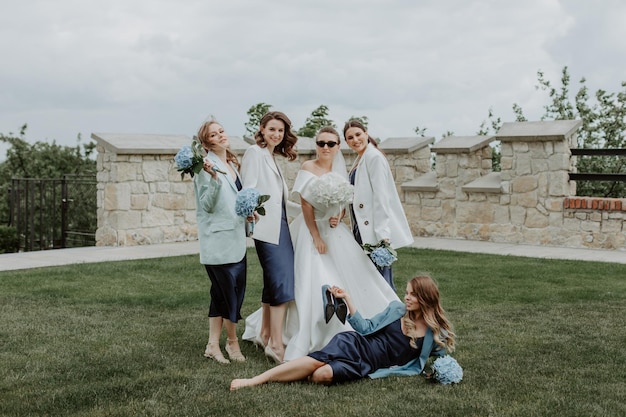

{"left": 0, "top": 225, "right": 19, "bottom": 253}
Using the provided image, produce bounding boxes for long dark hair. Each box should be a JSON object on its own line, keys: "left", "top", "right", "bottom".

{"left": 342, "top": 119, "right": 380, "bottom": 149}
{"left": 254, "top": 111, "right": 298, "bottom": 161}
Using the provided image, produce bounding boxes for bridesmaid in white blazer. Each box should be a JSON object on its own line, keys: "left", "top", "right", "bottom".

{"left": 343, "top": 119, "right": 413, "bottom": 290}
{"left": 194, "top": 119, "right": 248, "bottom": 364}
{"left": 240, "top": 111, "right": 299, "bottom": 363}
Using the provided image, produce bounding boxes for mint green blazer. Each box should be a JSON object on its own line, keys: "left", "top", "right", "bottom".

{"left": 193, "top": 152, "right": 246, "bottom": 265}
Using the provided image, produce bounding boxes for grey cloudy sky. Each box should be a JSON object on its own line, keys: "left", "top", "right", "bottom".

{"left": 1, "top": 0, "right": 625, "bottom": 153}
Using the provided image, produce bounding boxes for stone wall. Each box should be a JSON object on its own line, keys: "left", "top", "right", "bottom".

{"left": 92, "top": 120, "right": 626, "bottom": 250}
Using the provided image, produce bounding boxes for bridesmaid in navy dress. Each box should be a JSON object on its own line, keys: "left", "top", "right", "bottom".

{"left": 194, "top": 119, "right": 248, "bottom": 364}
{"left": 230, "top": 275, "right": 456, "bottom": 390}
{"left": 240, "top": 111, "right": 299, "bottom": 363}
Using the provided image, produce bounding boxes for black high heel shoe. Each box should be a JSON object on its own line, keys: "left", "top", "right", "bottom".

{"left": 322, "top": 285, "right": 335, "bottom": 323}
{"left": 334, "top": 296, "right": 348, "bottom": 324}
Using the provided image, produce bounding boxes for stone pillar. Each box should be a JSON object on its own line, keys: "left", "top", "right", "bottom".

{"left": 93, "top": 133, "right": 248, "bottom": 246}
{"left": 496, "top": 120, "right": 581, "bottom": 245}
{"left": 430, "top": 135, "right": 495, "bottom": 239}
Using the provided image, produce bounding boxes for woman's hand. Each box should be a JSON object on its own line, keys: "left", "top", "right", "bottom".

{"left": 246, "top": 212, "right": 260, "bottom": 223}
{"left": 203, "top": 160, "right": 218, "bottom": 180}
{"left": 330, "top": 286, "right": 356, "bottom": 316}
{"left": 330, "top": 286, "right": 349, "bottom": 299}
{"left": 313, "top": 235, "right": 327, "bottom": 254}
{"left": 328, "top": 216, "right": 339, "bottom": 228}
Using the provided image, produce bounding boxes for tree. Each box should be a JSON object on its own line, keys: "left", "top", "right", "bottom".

{"left": 0, "top": 125, "right": 97, "bottom": 250}
{"left": 347, "top": 115, "right": 369, "bottom": 130}
{"left": 476, "top": 107, "right": 503, "bottom": 172}
{"left": 534, "top": 67, "right": 626, "bottom": 197}
{"left": 414, "top": 125, "right": 428, "bottom": 136}
{"left": 296, "top": 105, "right": 335, "bottom": 137}
{"left": 244, "top": 103, "right": 272, "bottom": 139}
{"left": 469, "top": 67, "right": 625, "bottom": 196}
{"left": 0, "top": 126, "right": 96, "bottom": 180}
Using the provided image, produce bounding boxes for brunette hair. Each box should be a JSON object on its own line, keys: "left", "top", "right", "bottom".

{"left": 342, "top": 119, "right": 380, "bottom": 149}
{"left": 254, "top": 111, "right": 298, "bottom": 161}
{"left": 402, "top": 275, "right": 456, "bottom": 352}
{"left": 316, "top": 126, "right": 341, "bottom": 143}
{"left": 197, "top": 120, "right": 240, "bottom": 170}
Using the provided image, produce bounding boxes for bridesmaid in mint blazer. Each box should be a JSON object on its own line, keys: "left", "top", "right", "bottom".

{"left": 194, "top": 119, "right": 248, "bottom": 364}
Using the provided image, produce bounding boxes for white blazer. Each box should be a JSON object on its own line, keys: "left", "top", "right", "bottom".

{"left": 240, "top": 145, "right": 299, "bottom": 245}
{"left": 351, "top": 143, "right": 414, "bottom": 249}
{"left": 194, "top": 152, "right": 247, "bottom": 265}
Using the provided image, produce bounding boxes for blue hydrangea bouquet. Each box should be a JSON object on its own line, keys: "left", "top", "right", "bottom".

{"left": 174, "top": 140, "right": 205, "bottom": 179}
{"left": 423, "top": 354, "right": 463, "bottom": 385}
{"left": 362, "top": 239, "right": 398, "bottom": 267}
{"left": 235, "top": 188, "right": 270, "bottom": 237}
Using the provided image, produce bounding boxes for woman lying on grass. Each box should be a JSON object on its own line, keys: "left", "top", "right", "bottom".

{"left": 230, "top": 275, "right": 455, "bottom": 390}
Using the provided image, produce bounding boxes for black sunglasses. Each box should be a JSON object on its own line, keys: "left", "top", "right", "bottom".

{"left": 316, "top": 141, "right": 338, "bottom": 148}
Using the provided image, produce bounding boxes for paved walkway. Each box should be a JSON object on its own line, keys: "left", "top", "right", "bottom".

{"left": 1, "top": 237, "right": 624, "bottom": 272}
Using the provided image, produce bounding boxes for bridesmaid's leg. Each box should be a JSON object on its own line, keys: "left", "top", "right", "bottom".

{"left": 259, "top": 303, "right": 270, "bottom": 347}
{"left": 224, "top": 320, "right": 245, "bottom": 362}
{"left": 268, "top": 303, "right": 287, "bottom": 360}
{"left": 205, "top": 317, "right": 229, "bottom": 364}
{"left": 309, "top": 364, "right": 334, "bottom": 385}
{"left": 230, "top": 357, "right": 324, "bottom": 390}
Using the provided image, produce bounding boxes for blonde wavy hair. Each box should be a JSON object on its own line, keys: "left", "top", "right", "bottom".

{"left": 197, "top": 119, "right": 240, "bottom": 170}
{"left": 402, "top": 275, "right": 456, "bottom": 352}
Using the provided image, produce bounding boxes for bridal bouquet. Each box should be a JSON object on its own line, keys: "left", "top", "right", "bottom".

{"left": 235, "top": 188, "right": 270, "bottom": 236}
{"left": 362, "top": 240, "right": 398, "bottom": 267}
{"left": 174, "top": 140, "right": 204, "bottom": 179}
{"left": 309, "top": 172, "right": 354, "bottom": 207}
{"left": 423, "top": 355, "right": 463, "bottom": 385}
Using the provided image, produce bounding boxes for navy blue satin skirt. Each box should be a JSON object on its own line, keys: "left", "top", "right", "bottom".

{"left": 205, "top": 255, "right": 247, "bottom": 323}
{"left": 254, "top": 204, "right": 295, "bottom": 305}
{"left": 349, "top": 209, "right": 395, "bottom": 291}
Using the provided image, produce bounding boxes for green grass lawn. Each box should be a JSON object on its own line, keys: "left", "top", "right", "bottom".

{"left": 1, "top": 247, "right": 625, "bottom": 417}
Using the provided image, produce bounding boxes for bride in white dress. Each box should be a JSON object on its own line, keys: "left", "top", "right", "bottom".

{"left": 243, "top": 127, "right": 400, "bottom": 361}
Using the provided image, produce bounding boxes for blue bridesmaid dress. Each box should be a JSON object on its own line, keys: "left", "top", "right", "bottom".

{"left": 204, "top": 177, "right": 247, "bottom": 322}
{"left": 308, "top": 320, "right": 423, "bottom": 383}
{"left": 254, "top": 201, "right": 295, "bottom": 306}
{"left": 349, "top": 168, "right": 395, "bottom": 290}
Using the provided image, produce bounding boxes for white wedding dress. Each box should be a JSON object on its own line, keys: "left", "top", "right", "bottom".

{"left": 243, "top": 167, "right": 400, "bottom": 361}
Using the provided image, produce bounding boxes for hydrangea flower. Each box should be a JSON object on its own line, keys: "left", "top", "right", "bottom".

{"left": 174, "top": 140, "right": 204, "bottom": 179}
{"left": 370, "top": 246, "right": 397, "bottom": 267}
{"left": 362, "top": 240, "right": 398, "bottom": 267}
{"left": 235, "top": 188, "right": 270, "bottom": 237}
{"left": 432, "top": 355, "right": 463, "bottom": 385}
{"left": 174, "top": 145, "right": 195, "bottom": 169}
{"left": 309, "top": 173, "right": 354, "bottom": 207}
{"left": 235, "top": 188, "right": 262, "bottom": 217}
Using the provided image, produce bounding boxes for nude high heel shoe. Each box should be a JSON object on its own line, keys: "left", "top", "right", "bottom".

{"left": 204, "top": 342, "right": 230, "bottom": 364}
{"left": 264, "top": 344, "right": 284, "bottom": 364}
{"left": 225, "top": 338, "right": 246, "bottom": 362}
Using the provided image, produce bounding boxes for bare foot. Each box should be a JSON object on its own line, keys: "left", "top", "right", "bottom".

{"left": 230, "top": 378, "right": 255, "bottom": 391}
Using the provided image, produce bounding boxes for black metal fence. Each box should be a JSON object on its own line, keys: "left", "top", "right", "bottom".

{"left": 569, "top": 148, "right": 626, "bottom": 181}
{"left": 569, "top": 148, "right": 626, "bottom": 198}
{"left": 9, "top": 175, "right": 97, "bottom": 252}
